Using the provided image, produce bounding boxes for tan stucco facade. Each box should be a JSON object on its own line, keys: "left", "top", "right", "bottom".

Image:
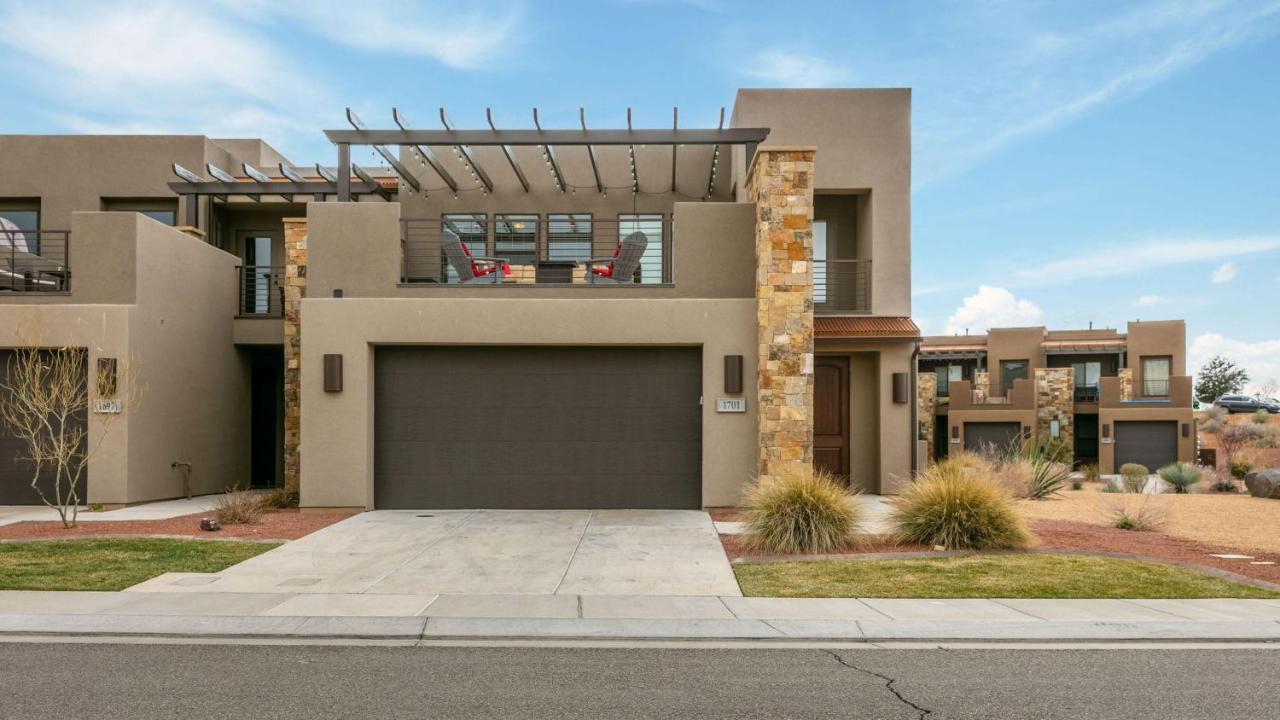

{"left": 0, "top": 213, "right": 249, "bottom": 503}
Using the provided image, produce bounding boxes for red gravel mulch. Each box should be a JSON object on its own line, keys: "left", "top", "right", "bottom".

{"left": 0, "top": 509, "right": 356, "bottom": 543}
{"left": 1029, "top": 518, "right": 1280, "bottom": 585}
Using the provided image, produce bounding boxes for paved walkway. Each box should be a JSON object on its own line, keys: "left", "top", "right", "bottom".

{"left": 0, "top": 496, "right": 223, "bottom": 527}
{"left": 1, "top": 592, "right": 1278, "bottom": 641}
{"left": 127, "top": 509, "right": 742, "bottom": 597}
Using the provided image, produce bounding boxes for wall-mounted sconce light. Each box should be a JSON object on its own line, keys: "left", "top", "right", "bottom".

{"left": 1102, "top": 423, "right": 1111, "bottom": 442}
{"left": 1182, "top": 423, "right": 1190, "bottom": 438}
{"left": 332, "top": 289, "right": 344, "bottom": 298}
{"left": 724, "top": 355, "right": 743, "bottom": 394}
{"left": 951, "top": 424, "right": 960, "bottom": 443}
{"left": 323, "top": 354, "right": 343, "bottom": 393}
{"left": 892, "top": 372, "right": 909, "bottom": 404}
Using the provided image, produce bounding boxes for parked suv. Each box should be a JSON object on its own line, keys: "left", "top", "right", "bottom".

{"left": 1262, "top": 398, "right": 1280, "bottom": 414}
{"left": 1215, "top": 394, "right": 1266, "bottom": 413}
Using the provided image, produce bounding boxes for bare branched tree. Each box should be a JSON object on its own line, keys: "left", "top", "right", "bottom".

{"left": 0, "top": 346, "right": 135, "bottom": 528}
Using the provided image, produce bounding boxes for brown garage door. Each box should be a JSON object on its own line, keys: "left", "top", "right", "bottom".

{"left": 374, "top": 346, "right": 702, "bottom": 509}
{"left": 1114, "top": 421, "right": 1178, "bottom": 472}
{"left": 1, "top": 349, "right": 89, "bottom": 505}
{"left": 964, "top": 422, "right": 1022, "bottom": 454}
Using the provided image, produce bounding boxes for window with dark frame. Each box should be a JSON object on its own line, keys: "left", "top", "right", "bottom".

{"left": 0, "top": 198, "right": 40, "bottom": 253}
{"left": 1142, "top": 356, "right": 1171, "bottom": 397}
{"left": 493, "top": 214, "right": 538, "bottom": 267}
{"left": 101, "top": 198, "right": 178, "bottom": 226}
{"left": 547, "top": 213, "right": 593, "bottom": 262}
{"left": 1001, "top": 360, "right": 1029, "bottom": 396}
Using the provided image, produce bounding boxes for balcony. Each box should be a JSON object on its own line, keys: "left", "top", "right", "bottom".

{"left": 400, "top": 216, "right": 671, "bottom": 286}
{"left": 814, "top": 259, "right": 871, "bottom": 314}
{"left": 1142, "top": 379, "right": 1170, "bottom": 398}
{"left": 237, "top": 265, "right": 283, "bottom": 317}
{"left": 1074, "top": 384, "right": 1100, "bottom": 403}
{"left": 1, "top": 230, "right": 70, "bottom": 293}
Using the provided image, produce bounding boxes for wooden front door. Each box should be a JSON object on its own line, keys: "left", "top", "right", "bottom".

{"left": 813, "top": 356, "right": 850, "bottom": 482}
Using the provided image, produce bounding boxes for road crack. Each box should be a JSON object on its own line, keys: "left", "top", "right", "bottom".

{"left": 825, "top": 650, "right": 933, "bottom": 719}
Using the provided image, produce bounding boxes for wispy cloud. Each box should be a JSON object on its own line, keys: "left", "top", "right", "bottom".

{"left": 744, "top": 48, "right": 850, "bottom": 87}
{"left": 1211, "top": 262, "right": 1238, "bottom": 283}
{"left": 1012, "top": 236, "right": 1280, "bottom": 285}
{"left": 1191, "top": 332, "right": 1280, "bottom": 395}
{"left": 218, "top": 0, "right": 523, "bottom": 71}
{"left": 1135, "top": 295, "right": 1163, "bottom": 307}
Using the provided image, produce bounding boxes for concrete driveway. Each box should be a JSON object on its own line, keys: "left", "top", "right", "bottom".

{"left": 130, "top": 510, "right": 741, "bottom": 597}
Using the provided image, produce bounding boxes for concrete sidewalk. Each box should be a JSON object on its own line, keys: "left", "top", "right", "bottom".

{"left": 0, "top": 496, "right": 223, "bottom": 527}
{"left": 2, "top": 591, "right": 1279, "bottom": 642}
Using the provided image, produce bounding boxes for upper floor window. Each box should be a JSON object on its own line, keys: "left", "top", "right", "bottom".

{"left": 494, "top": 214, "right": 538, "bottom": 267}
{"left": 618, "top": 213, "right": 664, "bottom": 284}
{"left": 1142, "top": 356, "right": 1171, "bottom": 397}
{"left": 1071, "top": 361, "right": 1101, "bottom": 388}
{"left": 547, "top": 214, "right": 592, "bottom": 261}
{"left": 0, "top": 199, "right": 39, "bottom": 253}
{"left": 936, "top": 364, "right": 962, "bottom": 397}
{"left": 1001, "top": 360, "right": 1028, "bottom": 396}
{"left": 813, "top": 220, "right": 828, "bottom": 303}
{"left": 101, "top": 198, "right": 178, "bottom": 226}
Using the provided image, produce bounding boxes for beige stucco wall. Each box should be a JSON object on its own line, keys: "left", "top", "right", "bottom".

{"left": 0, "top": 212, "right": 249, "bottom": 503}
{"left": 1126, "top": 320, "right": 1186, "bottom": 398}
{"left": 985, "top": 327, "right": 1045, "bottom": 396}
{"left": 730, "top": 89, "right": 911, "bottom": 317}
{"left": 298, "top": 297, "right": 757, "bottom": 509}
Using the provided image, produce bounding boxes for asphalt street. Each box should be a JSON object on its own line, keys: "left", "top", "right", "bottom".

{"left": 0, "top": 642, "right": 1275, "bottom": 719}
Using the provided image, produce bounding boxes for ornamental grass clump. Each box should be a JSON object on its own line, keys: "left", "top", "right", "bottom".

{"left": 890, "top": 457, "right": 1030, "bottom": 551}
{"left": 1157, "top": 462, "right": 1201, "bottom": 494}
{"left": 1119, "top": 463, "right": 1150, "bottom": 493}
{"left": 213, "top": 488, "right": 265, "bottom": 525}
{"left": 743, "top": 467, "right": 862, "bottom": 554}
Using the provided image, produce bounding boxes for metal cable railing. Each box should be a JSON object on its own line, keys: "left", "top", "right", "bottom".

{"left": 237, "top": 265, "right": 284, "bottom": 316}
{"left": 814, "top": 259, "right": 871, "bottom": 314}
{"left": 1, "top": 229, "right": 70, "bottom": 293}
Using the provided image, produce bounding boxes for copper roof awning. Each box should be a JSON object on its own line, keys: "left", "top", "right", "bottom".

{"left": 1042, "top": 340, "right": 1126, "bottom": 352}
{"left": 920, "top": 344, "right": 987, "bottom": 355}
{"left": 815, "top": 316, "right": 921, "bottom": 340}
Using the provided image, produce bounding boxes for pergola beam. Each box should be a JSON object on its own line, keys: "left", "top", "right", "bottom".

{"left": 487, "top": 108, "right": 530, "bottom": 193}
{"left": 346, "top": 108, "right": 421, "bottom": 194}
{"left": 440, "top": 108, "right": 494, "bottom": 194}
{"left": 533, "top": 107, "right": 566, "bottom": 193}
{"left": 579, "top": 108, "right": 604, "bottom": 194}
{"left": 670, "top": 107, "right": 678, "bottom": 192}
{"left": 323, "top": 127, "right": 769, "bottom": 146}
{"left": 393, "top": 107, "right": 458, "bottom": 194}
{"left": 167, "top": 180, "right": 383, "bottom": 197}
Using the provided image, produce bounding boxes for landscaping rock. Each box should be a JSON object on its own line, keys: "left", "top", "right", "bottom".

{"left": 1244, "top": 469, "right": 1280, "bottom": 499}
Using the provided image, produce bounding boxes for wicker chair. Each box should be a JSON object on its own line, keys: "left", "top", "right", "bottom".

{"left": 583, "top": 231, "right": 649, "bottom": 284}
{"left": 441, "top": 229, "right": 509, "bottom": 284}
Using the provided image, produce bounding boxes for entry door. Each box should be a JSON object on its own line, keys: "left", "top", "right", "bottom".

{"left": 813, "top": 357, "right": 850, "bottom": 482}
{"left": 240, "top": 232, "right": 279, "bottom": 315}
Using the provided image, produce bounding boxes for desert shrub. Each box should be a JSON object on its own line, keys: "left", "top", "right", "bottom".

{"left": 889, "top": 459, "right": 1030, "bottom": 550}
{"left": 1201, "top": 467, "right": 1238, "bottom": 493}
{"left": 1201, "top": 417, "right": 1225, "bottom": 434}
{"left": 213, "top": 488, "right": 265, "bottom": 525}
{"left": 1119, "top": 463, "right": 1150, "bottom": 493}
{"left": 1230, "top": 460, "right": 1252, "bottom": 479}
{"left": 1105, "top": 495, "right": 1166, "bottom": 531}
{"left": 743, "top": 467, "right": 862, "bottom": 554}
{"left": 1204, "top": 405, "right": 1229, "bottom": 422}
{"left": 1253, "top": 409, "right": 1272, "bottom": 425}
{"left": 1023, "top": 442, "right": 1071, "bottom": 500}
{"left": 264, "top": 487, "right": 299, "bottom": 509}
{"left": 1082, "top": 463, "right": 1101, "bottom": 483}
{"left": 1157, "top": 462, "right": 1200, "bottom": 493}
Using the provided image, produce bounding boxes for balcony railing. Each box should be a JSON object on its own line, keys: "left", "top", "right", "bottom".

{"left": 1, "top": 230, "right": 70, "bottom": 293}
{"left": 1073, "top": 384, "right": 1099, "bottom": 403}
{"left": 814, "top": 259, "right": 870, "bottom": 314}
{"left": 1142, "top": 379, "right": 1170, "bottom": 398}
{"left": 237, "top": 265, "right": 283, "bottom": 316}
{"left": 400, "top": 217, "right": 671, "bottom": 285}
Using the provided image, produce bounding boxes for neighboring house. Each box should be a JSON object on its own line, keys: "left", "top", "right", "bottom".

{"left": 0, "top": 88, "right": 919, "bottom": 509}
{"left": 917, "top": 322, "right": 1196, "bottom": 473}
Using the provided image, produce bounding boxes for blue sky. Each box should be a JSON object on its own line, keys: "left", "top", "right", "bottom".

{"left": 1, "top": 0, "right": 1278, "bottom": 388}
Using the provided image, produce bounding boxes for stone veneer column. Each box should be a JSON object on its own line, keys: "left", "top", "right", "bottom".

{"left": 973, "top": 370, "right": 990, "bottom": 402}
{"left": 917, "top": 372, "right": 938, "bottom": 465}
{"left": 282, "top": 218, "right": 307, "bottom": 495}
{"left": 1035, "top": 368, "right": 1074, "bottom": 457}
{"left": 746, "top": 147, "right": 817, "bottom": 482}
{"left": 1118, "top": 368, "right": 1134, "bottom": 401}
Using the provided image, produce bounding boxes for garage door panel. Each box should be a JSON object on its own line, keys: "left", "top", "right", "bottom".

{"left": 374, "top": 347, "right": 702, "bottom": 509}
{"left": 1114, "top": 421, "right": 1177, "bottom": 472}
{"left": 963, "top": 422, "right": 1022, "bottom": 453}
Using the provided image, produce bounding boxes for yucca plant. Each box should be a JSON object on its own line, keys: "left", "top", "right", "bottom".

{"left": 742, "top": 467, "right": 862, "bottom": 554}
{"left": 889, "top": 459, "right": 1030, "bottom": 550}
{"left": 1024, "top": 442, "right": 1072, "bottom": 500}
{"left": 1157, "top": 462, "right": 1201, "bottom": 494}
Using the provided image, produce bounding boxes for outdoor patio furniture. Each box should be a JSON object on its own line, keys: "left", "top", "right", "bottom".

{"left": 441, "top": 230, "right": 511, "bottom": 284}
{"left": 583, "top": 231, "right": 648, "bottom": 284}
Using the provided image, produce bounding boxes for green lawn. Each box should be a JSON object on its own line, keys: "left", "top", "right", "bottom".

{"left": 734, "top": 553, "right": 1280, "bottom": 599}
{"left": 0, "top": 538, "right": 278, "bottom": 591}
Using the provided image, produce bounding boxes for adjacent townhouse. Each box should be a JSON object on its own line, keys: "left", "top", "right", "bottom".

{"left": 1, "top": 88, "right": 919, "bottom": 509}
{"left": 917, "top": 322, "right": 1196, "bottom": 473}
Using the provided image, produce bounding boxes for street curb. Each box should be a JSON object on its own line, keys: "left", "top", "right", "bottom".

{"left": 2, "top": 614, "right": 1278, "bottom": 643}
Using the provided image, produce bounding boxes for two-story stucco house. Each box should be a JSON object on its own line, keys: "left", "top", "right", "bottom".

{"left": 0, "top": 88, "right": 920, "bottom": 509}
